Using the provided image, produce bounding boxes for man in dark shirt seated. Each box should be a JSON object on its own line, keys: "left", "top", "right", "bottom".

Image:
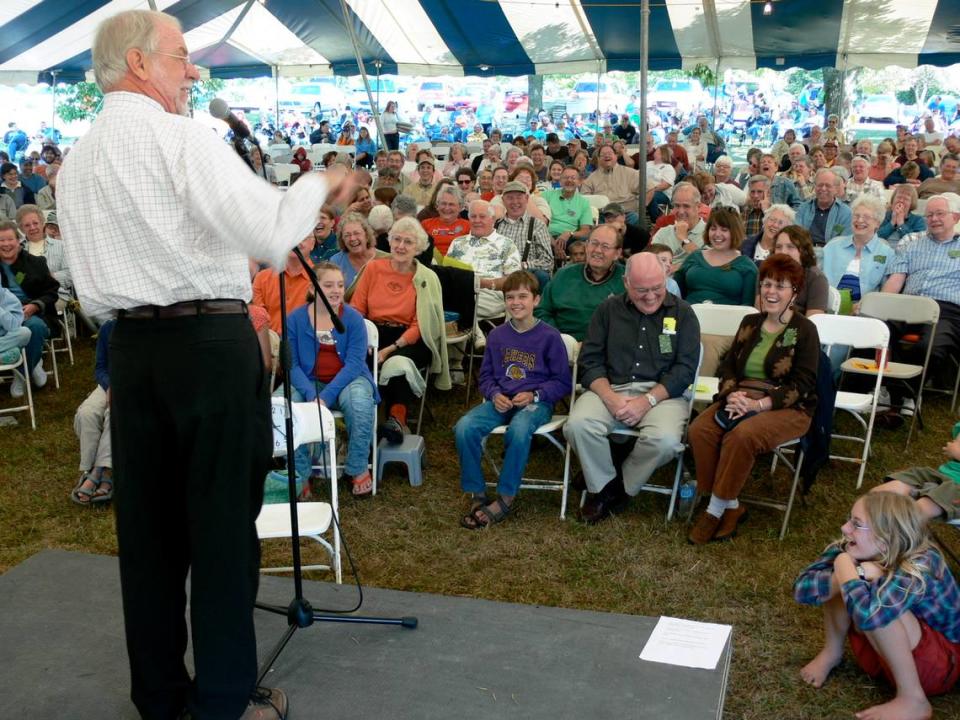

{"left": 564, "top": 253, "right": 700, "bottom": 523}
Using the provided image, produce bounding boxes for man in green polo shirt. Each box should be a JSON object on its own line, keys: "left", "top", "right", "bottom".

{"left": 534, "top": 224, "right": 624, "bottom": 341}
{"left": 542, "top": 166, "right": 594, "bottom": 261}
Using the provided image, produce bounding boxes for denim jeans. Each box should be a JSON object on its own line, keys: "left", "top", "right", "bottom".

{"left": 23, "top": 315, "right": 49, "bottom": 370}
{"left": 455, "top": 400, "right": 554, "bottom": 498}
{"left": 275, "top": 377, "right": 376, "bottom": 478}
{"left": 0, "top": 326, "right": 31, "bottom": 361}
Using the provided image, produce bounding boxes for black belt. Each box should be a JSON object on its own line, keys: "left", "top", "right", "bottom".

{"left": 119, "top": 299, "right": 248, "bottom": 320}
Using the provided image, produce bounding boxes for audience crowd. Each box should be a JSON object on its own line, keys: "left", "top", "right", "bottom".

{"left": 4, "top": 102, "right": 960, "bottom": 719}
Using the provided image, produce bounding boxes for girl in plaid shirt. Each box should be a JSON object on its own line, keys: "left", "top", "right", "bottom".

{"left": 794, "top": 492, "right": 960, "bottom": 720}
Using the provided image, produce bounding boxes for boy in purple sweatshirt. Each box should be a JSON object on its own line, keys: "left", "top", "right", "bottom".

{"left": 456, "top": 271, "right": 572, "bottom": 528}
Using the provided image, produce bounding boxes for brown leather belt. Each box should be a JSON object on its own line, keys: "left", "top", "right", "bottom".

{"left": 119, "top": 299, "right": 248, "bottom": 320}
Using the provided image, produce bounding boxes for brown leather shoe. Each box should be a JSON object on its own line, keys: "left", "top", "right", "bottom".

{"left": 687, "top": 510, "right": 722, "bottom": 545}
{"left": 240, "top": 688, "right": 288, "bottom": 720}
{"left": 714, "top": 505, "right": 748, "bottom": 541}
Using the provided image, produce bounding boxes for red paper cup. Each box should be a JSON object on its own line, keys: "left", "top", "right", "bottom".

{"left": 875, "top": 348, "right": 889, "bottom": 369}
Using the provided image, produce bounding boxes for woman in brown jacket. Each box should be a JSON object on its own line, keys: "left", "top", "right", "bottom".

{"left": 687, "top": 254, "right": 820, "bottom": 544}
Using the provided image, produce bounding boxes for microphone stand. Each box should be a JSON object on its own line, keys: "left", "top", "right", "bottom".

{"left": 255, "top": 217, "right": 416, "bottom": 687}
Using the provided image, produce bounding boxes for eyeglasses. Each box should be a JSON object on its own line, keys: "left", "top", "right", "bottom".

{"left": 759, "top": 281, "right": 794, "bottom": 291}
{"left": 152, "top": 50, "right": 193, "bottom": 66}
{"left": 457, "top": 179, "right": 473, "bottom": 185}
{"left": 847, "top": 517, "right": 871, "bottom": 532}
{"left": 586, "top": 240, "right": 618, "bottom": 252}
{"left": 631, "top": 284, "right": 664, "bottom": 296}
{"left": 925, "top": 210, "right": 951, "bottom": 220}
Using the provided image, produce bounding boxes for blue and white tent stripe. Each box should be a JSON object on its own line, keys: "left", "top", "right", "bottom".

{"left": 0, "top": 0, "right": 957, "bottom": 85}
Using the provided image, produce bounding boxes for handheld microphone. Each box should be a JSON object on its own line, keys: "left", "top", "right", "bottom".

{"left": 209, "top": 97, "right": 258, "bottom": 144}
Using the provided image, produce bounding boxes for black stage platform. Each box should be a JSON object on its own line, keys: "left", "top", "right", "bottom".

{"left": 0, "top": 550, "right": 731, "bottom": 719}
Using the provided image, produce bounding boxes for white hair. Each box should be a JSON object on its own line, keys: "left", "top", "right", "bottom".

{"left": 92, "top": 10, "right": 180, "bottom": 91}
{"left": 367, "top": 204, "right": 393, "bottom": 233}
{"left": 469, "top": 199, "right": 495, "bottom": 218}
{"left": 763, "top": 203, "right": 796, "bottom": 223}
{"left": 850, "top": 195, "right": 885, "bottom": 224}
{"left": 388, "top": 216, "right": 429, "bottom": 253}
{"left": 934, "top": 192, "right": 960, "bottom": 214}
{"left": 713, "top": 155, "right": 732, "bottom": 167}
{"left": 789, "top": 142, "right": 806, "bottom": 151}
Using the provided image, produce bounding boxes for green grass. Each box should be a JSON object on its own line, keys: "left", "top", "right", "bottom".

{"left": 2, "top": 338, "right": 959, "bottom": 719}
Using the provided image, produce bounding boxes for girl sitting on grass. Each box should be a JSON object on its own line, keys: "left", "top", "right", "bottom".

{"left": 794, "top": 492, "right": 960, "bottom": 720}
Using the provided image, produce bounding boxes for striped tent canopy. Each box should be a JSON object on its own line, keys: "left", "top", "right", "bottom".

{"left": 1, "top": 0, "right": 959, "bottom": 85}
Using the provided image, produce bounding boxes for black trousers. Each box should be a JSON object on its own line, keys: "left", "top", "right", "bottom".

{"left": 384, "top": 132, "right": 400, "bottom": 151}
{"left": 110, "top": 312, "right": 272, "bottom": 720}
{"left": 375, "top": 323, "right": 432, "bottom": 408}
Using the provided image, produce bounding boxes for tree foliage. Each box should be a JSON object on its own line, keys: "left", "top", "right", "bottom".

{"left": 55, "top": 82, "right": 103, "bottom": 123}
{"left": 55, "top": 78, "right": 227, "bottom": 124}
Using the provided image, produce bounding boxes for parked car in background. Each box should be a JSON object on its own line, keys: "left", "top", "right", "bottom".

{"left": 503, "top": 84, "right": 528, "bottom": 114}
{"left": 648, "top": 78, "right": 706, "bottom": 113}
{"left": 288, "top": 80, "right": 347, "bottom": 116}
{"left": 449, "top": 84, "right": 492, "bottom": 111}
{"left": 349, "top": 78, "right": 406, "bottom": 113}
{"left": 565, "top": 80, "right": 624, "bottom": 117}
{"left": 857, "top": 94, "right": 900, "bottom": 124}
{"left": 417, "top": 80, "right": 451, "bottom": 111}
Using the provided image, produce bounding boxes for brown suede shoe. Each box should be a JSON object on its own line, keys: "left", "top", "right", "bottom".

{"left": 687, "top": 510, "right": 722, "bottom": 545}
{"left": 240, "top": 687, "right": 288, "bottom": 720}
{"left": 714, "top": 505, "right": 748, "bottom": 541}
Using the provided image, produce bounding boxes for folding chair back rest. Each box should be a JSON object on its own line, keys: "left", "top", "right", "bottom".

{"left": 811, "top": 314, "right": 890, "bottom": 351}
{"left": 692, "top": 303, "right": 760, "bottom": 337}
{"left": 827, "top": 286, "right": 841, "bottom": 315}
{"left": 859, "top": 292, "right": 940, "bottom": 325}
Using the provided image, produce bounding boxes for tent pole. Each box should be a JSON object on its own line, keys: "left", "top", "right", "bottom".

{"left": 338, "top": 0, "right": 385, "bottom": 148}
{"left": 711, "top": 59, "right": 721, "bottom": 129}
{"left": 638, "top": 0, "right": 649, "bottom": 229}
{"left": 274, "top": 67, "right": 280, "bottom": 134}
{"left": 50, "top": 70, "right": 58, "bottom": 132}
{"left": 595, "top": 61, "right": 602, "bottom": 131}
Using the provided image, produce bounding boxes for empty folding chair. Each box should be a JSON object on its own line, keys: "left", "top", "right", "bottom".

{"left": 812, "top": 313, "right": 889, "bottom": 488}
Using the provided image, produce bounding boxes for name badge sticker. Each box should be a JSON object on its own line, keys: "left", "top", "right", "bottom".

{"left": 874, "top": 255, "right": 886, "bottom": 263}
{"left": 662, "top": 317, "right": 677, "bottom": 335}
{"left": 658, "top": 334, "right": 673, "bottom": 354}
{"left": 948, "top": 250, "right": 960, "bottom": 259}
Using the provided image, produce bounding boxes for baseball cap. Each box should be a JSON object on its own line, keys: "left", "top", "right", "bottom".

{"left": 601, "top": 202, "right": 625, "bottom": 217}
{"left": 417, "top": 157, "right": 436, "bottom": 169}
{"left": 502, "top": 180, "right": 529, "bottom": 195}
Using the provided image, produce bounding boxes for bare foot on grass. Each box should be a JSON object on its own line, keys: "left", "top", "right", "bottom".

{"left": 799, "top": 649, "right": 843, "bottom": 688}
{"left": 855, "top": 694, "right": 932, "bottom": 720}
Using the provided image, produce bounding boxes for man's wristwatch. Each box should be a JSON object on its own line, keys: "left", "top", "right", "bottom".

{"left": 855, "top": 563, "right": 867, "bottom": 581}
{"left": 644, "top": 392, "right": 658, "bottom": 407}
{"left": 533, "top": 391, "right": 541, "bottom": 404}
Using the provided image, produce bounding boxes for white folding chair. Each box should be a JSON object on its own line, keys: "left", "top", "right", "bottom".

{"left": 258, "top": 399, "right": 341, "bottom": 582}
{"left": 812, "top": 314, "right": 889, "bottom": 488}
{"left": 273, "top": 163, "right": 299, "bottom": 187}
{"left": 582, "top": 194, "right": 609, "bottom": 224}
{"left": 327, "top": 319, "right": 379, "bottom": 495}
{"left": 826, "top": 285, "right": 841, "bottom": 315}
{"left": 0, "top": 349, "right": 36, "bottom": 430}
{"left": 606, "top": 344, "right": 703, "bottom": 521}
{"left": 481, "top": 334, "right": 579, "bottom": 519}
{"left": 739, "top": 438, "right": 806, "bottom": 541}
{"left": 41, "top": 338, "right": 59, "bottom": 390}
{"left": 311, "top": 143, "right": 338, "bottom": 156}
{"left": 49, "top": 305, "right": 74, "bottom": 365}
{"left": 842, "top": 292, "right": 940, "bottom": 447}
{"left": 268, "top": 143, "right": 292, "bottom": 162}
{"left": 691, "top": 303, "right": 760, "bottom": 403}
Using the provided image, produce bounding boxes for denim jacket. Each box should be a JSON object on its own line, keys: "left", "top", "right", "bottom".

{"left": 821, "top": 234, "right": 894, "bottom": 299}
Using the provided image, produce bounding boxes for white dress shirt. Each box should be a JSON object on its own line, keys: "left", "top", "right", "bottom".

{"left": 58, "top": 92, "right": 328, "bottom": 318}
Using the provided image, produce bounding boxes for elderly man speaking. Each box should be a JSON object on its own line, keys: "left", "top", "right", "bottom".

{"left": 58, "top": 9, "right": 354, "bottom": 720}
{"left": 564, "top": 253, "right": 700, "bottom": 524}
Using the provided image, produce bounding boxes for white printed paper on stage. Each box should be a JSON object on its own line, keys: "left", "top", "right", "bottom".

{"left": 639, "top": 616, "right": 732, "bottom": 670}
